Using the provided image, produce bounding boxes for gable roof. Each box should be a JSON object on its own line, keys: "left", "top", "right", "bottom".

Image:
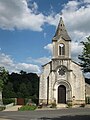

{"left": 42, "top": 61, "right": 52, "bottom": 67}
{"left": 72, "top": 60, "right": 81, "bottom": 66}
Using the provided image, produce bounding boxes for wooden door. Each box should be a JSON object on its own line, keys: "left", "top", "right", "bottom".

{"left": 58, "top": 85, "right": 66, "bottom": 103}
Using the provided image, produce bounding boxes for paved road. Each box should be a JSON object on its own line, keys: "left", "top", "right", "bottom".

{"left": 0, "top": 108, "right": 90, "bottom": 120}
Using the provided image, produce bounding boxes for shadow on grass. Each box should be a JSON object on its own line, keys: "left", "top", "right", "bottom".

{"left": 40, "top": 115, "right": 90, "bottom": 120}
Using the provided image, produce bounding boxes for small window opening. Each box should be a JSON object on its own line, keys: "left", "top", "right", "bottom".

{"left": 59, "top": 43, "right": 65, "bottom": 55}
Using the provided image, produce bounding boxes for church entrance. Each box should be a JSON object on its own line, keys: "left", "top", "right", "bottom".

{"left": 58, "top": 85, "right": 66, "bottom": 103}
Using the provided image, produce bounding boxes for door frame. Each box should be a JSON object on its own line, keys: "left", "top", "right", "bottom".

{"left": 53, "top": 80, "right": 72, "bottom": 104}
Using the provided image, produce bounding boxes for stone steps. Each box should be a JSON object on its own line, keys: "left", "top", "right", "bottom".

{"left": 57, "top": 104, "right": 67, "bottom": 108}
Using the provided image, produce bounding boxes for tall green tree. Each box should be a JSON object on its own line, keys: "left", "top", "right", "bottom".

{"left": 3, "top": 82, "right": 16, "bottom": 98}
{"left": 0, "top": 80, "right": 3, "bottom": 91}
{"left": 78, "top": 36, "right": 90, "bottom": 73}
{"left": 0, "top": 67, "right": 9, "bottom": 91}
{"left": 19, "top": 83, "right": 29, "bottom": 98}
{"left": 2, "top": 70, "right": 39, "bottom": 104}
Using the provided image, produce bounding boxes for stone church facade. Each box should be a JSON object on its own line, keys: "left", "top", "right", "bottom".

{"left": 39, "top": 17, "right": 85, "bottom": 106}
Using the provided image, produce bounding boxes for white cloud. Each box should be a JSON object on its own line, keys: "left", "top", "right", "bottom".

{"left": 62, "top": 0, "right": 90, "bottom": 34}
{"left": 59, "top": 1, "right": 90, "bottom": 62}
{"left": 63, "top": 0, "right": 79, "bottom": 11}
{"left": 0, "top": 0, "right": 45, "bottom": 31}
{"left": 0, "top": 0, "right": 90, "bottom": 65}
{"left": 0, "top": 52, "right": 40, "bottom": 73}
{"left": 44, "top": 43, "right": 53, "bottom": 54}
{"left": 0, "top": 52, "right": 51, "bottom": 73}
{"left": 0, "top": 53, "right": 14, "bottom": 67}
{"left": 16, "top": 63, "right": 40, "bottom": 73}
{"left": 71, "top": 41, "right": 83, "bottom": 61}
{"left": 44, "top": 41, "right": 83, "bottom": 62}
{"left": 43, "top": 0, "right": 90, "bottom": 62}
{"left": 0, "top": 0, "right": 60, "bottom": 31}
{"left": 0, "top": 0, "right": 90, "bottom": 34}
{"left": 45, "top": 13, "right": 60, "bottom": 26}
{"left": 0, "top": 0, "right": 61, "bottom": 31}
{"left": 27, "top": 56, "right": 51, "bottom": 65}
{"left": 83, "top": 0, "right": 90, "bottom": 3}
{"left": 31, "top": 2, "right": 38, "bottom": 13}
{"left": 69, "top": 31, "right": 87, "bottom": 43}
{"left": 36, "top": 57, "right": 51, "bottom": 64}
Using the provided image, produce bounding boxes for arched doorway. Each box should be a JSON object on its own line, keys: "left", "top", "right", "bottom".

{"left": 58, "top": 85, "right": 66, "bottom": 103}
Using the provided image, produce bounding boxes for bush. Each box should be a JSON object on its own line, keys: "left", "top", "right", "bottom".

{"left": 18, "top": 105, "right": 37, "bottom": 111}
{"left": 67, "top": 103, "right": 72, "bottom": 108}
{"left": 3, "top": 98, "right": 15, "bottom": 105}
{"left": 24, "top": 96, "right": 38, "bottom": 105}
{"left": 0, "top": 106, "right": 6, "bottom": 111}
{"left": 51, "top": 103, "right": 56, "bottom": 108}
{"left": 30, "top": 95, "right": 39, "bottom": 105}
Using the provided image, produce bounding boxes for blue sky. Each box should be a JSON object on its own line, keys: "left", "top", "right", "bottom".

{"left": 0, "top": 0, "right": 90, "bottom": 75}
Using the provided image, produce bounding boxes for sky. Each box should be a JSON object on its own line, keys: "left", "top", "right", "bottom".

{"left": 0, "top": 0, "right": 90, "bottom": 76}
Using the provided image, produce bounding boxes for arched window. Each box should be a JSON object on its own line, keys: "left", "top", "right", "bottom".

{"left": 59, "top": 43, "right": 65, "bottom": 55}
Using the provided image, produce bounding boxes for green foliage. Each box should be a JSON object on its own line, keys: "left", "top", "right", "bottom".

{"left": 0, "top": 79, "right": 3, "bottom": 91}
{"left": 3, "top": 98, "right": 15, "bottom": 105}
{"left": 3, "top": 82, "right": 16, "bottom": 98}
{"left": 18, "top": 105, "right": 37, "bottom": 111}
{"left": 2, "top": 71, "right": 39, "bottom": 105}
{"left": 19, "top": 83, "right": 29, "bottom": 98}
{"left": 24, "top": 98, "right": 29, "bottom": 105}
{"left": 31, "top": 94, "right": 38, "bottom": 105}
{"left": 0, "top": 106, "right": 6, "bottom": 111}
{"left": 78, "top": 36, "right": 90, "bottom": 73}
{"left": 67, "top": 103, "right": 72, "bottom": 108}
{"left": 0, "top": 67, "right": 9, "bottom": 91}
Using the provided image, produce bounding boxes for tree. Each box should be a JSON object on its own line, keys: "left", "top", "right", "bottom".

{"left": 20, "top": 70, "right": 26, "bottom": 75}
{"left": 0, "top": 67, "right": 9, "bottom": 105}
{"left": 78, "top": 36, "right": 90, "bottom": 74}
{"left": 3, "top": 70, "right": 39, "bottom": 104}
{"left": 0, "top": 67, "right": 9, "bottom": 91}
{"left": 3, "top": 82, "right": 16, "bottom": 98}
{"left": 19, "top": 83, "right": 29, "bottom": 98}
{"left": 0, "top": 80, "right": 3, "bottom": 91}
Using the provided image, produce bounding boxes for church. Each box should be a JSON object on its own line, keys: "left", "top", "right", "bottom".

{"left": 39, "top": 17, "right": 86, "bottom": 106}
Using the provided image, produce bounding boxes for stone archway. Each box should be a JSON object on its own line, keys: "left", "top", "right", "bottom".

{"left": 58, "top": 85, "right": 66, "bottom": 103}
{"left": 53, "top": 80, "right": 72, "bottom": 104}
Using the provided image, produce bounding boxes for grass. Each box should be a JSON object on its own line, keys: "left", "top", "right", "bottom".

{"left": 18, "top": 105, "right": 37, "bottom": 111}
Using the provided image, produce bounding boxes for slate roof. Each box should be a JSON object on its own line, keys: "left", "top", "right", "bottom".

{"left": 53, "top": 17, "right": 71, "bottom": 41}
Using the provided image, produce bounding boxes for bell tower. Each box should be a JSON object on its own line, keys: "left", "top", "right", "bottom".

{"left": 52, "top": 17, "right": 71, "bottom": 59}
